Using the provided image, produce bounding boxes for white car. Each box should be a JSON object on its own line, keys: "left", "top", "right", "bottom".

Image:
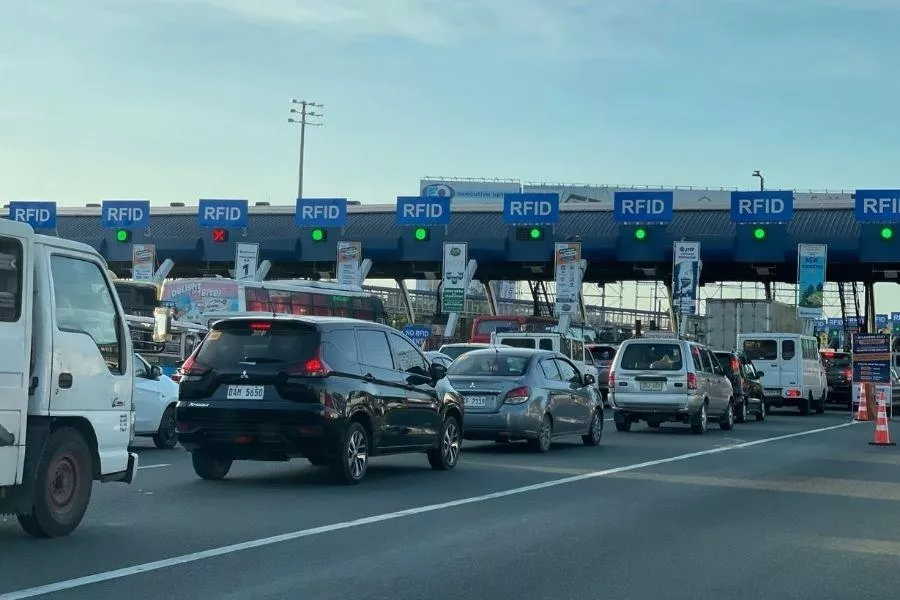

{"left": 133, "top": 353, "right": 180, "bottom": 449}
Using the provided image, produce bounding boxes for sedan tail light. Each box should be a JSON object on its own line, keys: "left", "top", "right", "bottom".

{"left": 503, "top": 386, "right": 530, "bottom": 404}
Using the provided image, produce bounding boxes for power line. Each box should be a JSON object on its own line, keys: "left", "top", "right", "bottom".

{"left": 288, "top": 98, "right": 324, "bottom": 200}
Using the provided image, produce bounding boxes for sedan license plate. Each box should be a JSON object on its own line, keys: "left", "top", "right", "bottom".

{"left": 640, "top": 381, "right": 663, "bottom": 392}
{"left": 465, "top": 396, "right": 488, "bottom": 408}
{"left": 226, "top": 385, "right": 265, "bottom": 400}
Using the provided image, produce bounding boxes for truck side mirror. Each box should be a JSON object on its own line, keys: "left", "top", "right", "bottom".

{"left": 152, "top": 306, "right": 173, "bottom": 343}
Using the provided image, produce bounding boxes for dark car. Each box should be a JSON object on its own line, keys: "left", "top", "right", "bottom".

{"left": 821, "top": 350, "right": 852, "bottom": 406}
{"left": 176, "top": 316, "right": 464, "bottom": 484}
{"left": 586, "top": 344, "right": 617, "bottom": 405}
{"left": 713, "top": 350, "right": 766, "bottom": 422}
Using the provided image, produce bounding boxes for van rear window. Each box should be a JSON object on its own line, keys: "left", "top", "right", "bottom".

{"left": 197, "top": 320, "right": 319, "bottom": 368}
{"left": 500, "top": 338, "right": 536, "bottom": 349}
{"left": 743, "top": 340, "right": 777, "bottom": 361}
{"left": 619, "top": 343, "right": 683, "bottom": 371}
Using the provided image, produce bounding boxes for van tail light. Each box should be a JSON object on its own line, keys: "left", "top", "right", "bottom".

{"left": 284, "top": 349, "right": 333, "bottom": 378}
{"left": 844, "top": 368, "right": 852, "bottom": 380}
{"left": 180, "top": 354, "right": 210, "bottom": 380}
{"left": 687, "top": 372, "right": 698, "bottom": 390}
{"left": 731, "top": 357, "right": 740, "bottom": 373}
{"left": 607, "top": 370, "right": 616, "bottom": 387}
{"left": 503, "top": 386, "right": 530, "bottom": 405}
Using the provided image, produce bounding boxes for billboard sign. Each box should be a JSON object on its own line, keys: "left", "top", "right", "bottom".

{"left": 554, "top": 242, "right": 581, "bottom": 316}
{"left": 420, "top": 179, "right": 520, "bottom": 205}
{"left": 441, "top": 242, "right": 467, "bottom": 313}
{"left": 672, "top": 242, "right": 701, "bottom": 315}
{"left": 796, "top": 244, "right": 827, "bottom": 319}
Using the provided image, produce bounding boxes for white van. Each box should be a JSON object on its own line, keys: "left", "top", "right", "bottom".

{"left": 490, "top": 331, "right": 600, "bottom": 388}
{"left": 738, "top": 333, "right": 827, "bottom": 414}
{"left": 0, "top": 219, "right": 138, "bottom": 537}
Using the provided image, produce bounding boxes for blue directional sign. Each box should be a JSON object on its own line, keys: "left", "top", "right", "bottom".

{"left": 396, "top": 196, "right": 451, "bottom": 225}
{"left": 198, "top": 199, "right": 248, "bottom": 228}
{"left": 295, "top": 198, "right": 348, "bottom": 227}
{"left": 8, "top": 201, "right": 57, "bottom": 229}
{"left": 101, "top": 200, "right": 150, "bottom": 229}
{"left": 730, "top": 191, "right": 793, "bottom": 223}
{"left": 613, "top": 191, "right": 674, "bottom": 223}
{"left": 402, "top": 324, "right": 432, "bottom": 345}
{"left": 503, "top": 193, "right": 559, "bottom": 225}
{"left": 855, "top": 189, "right": 900, "bottom": 222}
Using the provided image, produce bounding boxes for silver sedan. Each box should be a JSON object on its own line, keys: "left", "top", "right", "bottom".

{"left": 448, "top": 348, "right": 603, "bottom": 452}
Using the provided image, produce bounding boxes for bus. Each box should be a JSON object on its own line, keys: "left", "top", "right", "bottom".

{"left": 159, "top": 277, "right": 388, "bottom": 326}
{"left": 113, "top": 279, "right": 160, "bottom": 318}
{"left": 469, "top": 315, "right": 601, "bottom": 344}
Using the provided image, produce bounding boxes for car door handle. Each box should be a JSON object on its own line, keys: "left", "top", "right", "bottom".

{"left": 363, "top": 373, "right": 376, "bottom": 382}
{"left": 58, "top": 373, "right": 73, "bottom": 389}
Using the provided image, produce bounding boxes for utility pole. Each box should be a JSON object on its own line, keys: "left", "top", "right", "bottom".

{"left": 752, "top": 169, "right": 765, "bottom": 191}
{"left": 288, "top": 98, "right": 324, "bottom": 200}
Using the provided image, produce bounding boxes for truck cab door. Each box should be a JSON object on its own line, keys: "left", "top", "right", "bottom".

{"left": 0, "top": 221, "right": 33, "bottom": 487}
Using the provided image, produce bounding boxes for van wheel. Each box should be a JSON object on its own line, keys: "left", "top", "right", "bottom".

{"left": 816, "top": 390, "right": 826, "bottom": 414}
{"left": 192, "top": 450, "right": 232, "bottom": 480}
{"left": 16, "top": 428, "right": 93, "bottom": 538}
{"left": 153, "top": 406, "right": 178, "bottom": 450}
{"left": 799, "top": 394, "right": 811, "bottom": 415}
{"left": 720, "top": 401, "right": 735, "bottom": 430}
{"left": 735, "top": 398, "right": 748, "bottom": 424}
{"left": 691, "top": 404, "right": 708, "bottom": 434}
{"left": 755, "top": 398, "right": 766, "bottom": 421}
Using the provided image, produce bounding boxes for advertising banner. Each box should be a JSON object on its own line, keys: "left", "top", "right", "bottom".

{"left": 336, "top": 241, "right": 361, "bottom": 287}
{"left": 851, "top": 333, "right": 892, "bottom": 411}
{"left": 420, "top": 179, "right": 521, "bottom": 205}
{"left": 441, "top": 242, "right": 467, "bottom": 313}
{"left": 671, "top": 242, "right": 700, "bottom": 315}
{"left": 235, "top": 243, "right": 259, "bottom": 281}
{"left": 796, "top": 244, "right": 827, "bottom": 319}
{"left": 161, "top": 280, "right": 240, "bottom": 322}
{"left": 554, "top": 242, "right": 581, "bottom": 316}
{"left": 131, "top": 244, "right": 155, "bottom": 282}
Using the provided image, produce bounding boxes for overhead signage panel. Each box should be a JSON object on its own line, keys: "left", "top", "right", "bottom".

{"left": 198, "top": 199, "right": 249, "bottom": 228}
{"left": 396, "top": 196, "right": 451, "bottom": 225}
{"left": 102, "top": 200, "right": 151, "bottom": 229}
{"left": 730, "top": 190, "right": 794, "bottom": 223}
{"left": 855, "top": 189, "right": 900, "bottom": 222}
{"left": 296, "top": 198, "right": 348, "bottom": 227}
{"left": 613, "top": 191, "right": 673, "bottom": 223}
{"left": 8, "top": 201, "right": 57, "bottom": 229}
{"left": 502, "top": 193, "right": 559, "bottom": 225}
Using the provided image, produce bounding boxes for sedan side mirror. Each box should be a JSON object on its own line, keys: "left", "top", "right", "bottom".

{"left": 150, "top": 365, "right": 162, "bottom": 379}
{"left": 583, "top": 373, "right": 596, "bottom": 386}
{"left": 429, "top": 362, "right": 448, "bottom": 381}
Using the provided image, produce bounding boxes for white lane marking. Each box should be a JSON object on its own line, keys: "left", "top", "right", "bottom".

{"left": 0, "top": 421, "right": 854, "bottom": 600}
{"left": 137, "top": 464, "right": 171, "bottom": 470}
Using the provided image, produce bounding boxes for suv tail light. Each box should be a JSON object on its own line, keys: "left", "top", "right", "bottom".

{"left": 284, "top": 349, "right": 333, "bottom": 378}
{"left": 843, "top": 368, "right": 852, "bottom": 380}
{"left": 687, "top": 372, "right": 698, "bottom": 390}
{"left": 731, "top": 357, "right": 740, "bottom": 374}
{"left": 608, "top": 370, "right": 616, "bottom": 387}
{"left": 503, "top": 386, "right": 530, "bottom": 404}
{"left": 180, "top": 354, "right": 210, "bottom": 381}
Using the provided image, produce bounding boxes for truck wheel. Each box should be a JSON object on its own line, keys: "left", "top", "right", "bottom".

{"left": 17, "top": 428, "right": 94, "bottom": 538}
{"left": 153, "top": 406, "right": 178, "bottom": 450}
{"left": 191, "top": 450, "right": 232, "bottom": 480}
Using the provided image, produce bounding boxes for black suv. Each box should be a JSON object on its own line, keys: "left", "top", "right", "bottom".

{"left": 713, "top": 350, "right": 766, "bottom": 422}
{"left": 176, "top": 316, "right": 464, "bottom": 484}
{"left": 821, "top": 350, "right": 852, "bottom": 406}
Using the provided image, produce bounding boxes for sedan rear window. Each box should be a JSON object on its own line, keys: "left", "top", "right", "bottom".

{"left": 441, "top": 345, "right": 482, "bottom": 360}
{"left": 448, "top": 353, "right": 530, "bottom": 377}
{"left": 196, "top": 320, "right": 319, "bottom": 368}
{"left": 619, "top": 343, "right": 683, "bottom": 371}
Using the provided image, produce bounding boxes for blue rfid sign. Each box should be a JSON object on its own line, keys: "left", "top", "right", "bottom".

{"left": 855, "top": 189, "right": 900, "bottom": 222}
{"left": 295, "top": 198, "right": 348, "bottom": 227}
{"left": 502, "top": 193, "right": 559, "bottom": 225}
{"left": 402, "top": 324, "right": 432, "bottom": 345}
{"left": 8, "top": 202, "right": 57, "bottom": 229}
{"left": 730, "top": 191, "right": 793, "bottom": 223}
{"left": 396, "top": 196, "right": 451, "bottom": 225}
{"left": 197, "top": 199, "right": 248, "bottom": 228}
{"left": 101, "top": 200, "right": 150, "bottom": 229}
{"left": 613, "top": 191, "right": 674, "bottom": 223}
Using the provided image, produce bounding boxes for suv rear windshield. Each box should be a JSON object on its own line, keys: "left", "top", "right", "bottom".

{"left": 619, "top": 343, "right": 683, "bottom": 371}
{"left": 196, "top": 320, "right": 319, "bottom": 368}
{"left": 743, "top": 339, "right": 777, "bottom": 361}
{"left": 449, "top": 353, "right": 530, "bottom": 377}
{"left": 823, "top": 353, "right": 851, "bottom": 368}
{"left": 589, "top": 345, "right": 616, "bottom": 363}
{"left": 714, "top": 352, "right": 738, "bottom": 374}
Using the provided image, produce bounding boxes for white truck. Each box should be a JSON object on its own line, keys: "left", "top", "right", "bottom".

{"left": 0, "top": 220, "right": 138, "bottom": 537}
{"left": 705, "top": 299, "right": 809, "bottom": 352}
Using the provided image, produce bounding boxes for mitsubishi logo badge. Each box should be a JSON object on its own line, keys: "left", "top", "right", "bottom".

{"left": 240, "top": 370, "right": 249, "bottom": 380}
{"left": 469, "top": 382, "right": 476, "bottom": 389}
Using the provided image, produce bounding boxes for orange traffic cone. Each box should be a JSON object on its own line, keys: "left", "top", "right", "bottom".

{"left": 855, "top": 384, "right": 871, "bottom": 422}
{"left": 870, "top": 396, "right": 895, "bottom": 446}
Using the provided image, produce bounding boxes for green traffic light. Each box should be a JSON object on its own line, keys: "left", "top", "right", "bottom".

{"left": 311, "top": 228, "right": 325, "bottom": 242}
{"left": 753, "top": 227, "right": 767, "bottom": 241}
{"left": 881, "top": 226, "right": 894, "bottom": 240}
{"left": 414, "top": 227, "right": 429, "bottom": 241}
{"left": 529, "top": 228, "right": 542, "bottom": 240}
{"left": 634, "top": 227, "right": 647, "bottom": 241}
{"left": 115, "top": 229, "right": 130, "bottom": 242}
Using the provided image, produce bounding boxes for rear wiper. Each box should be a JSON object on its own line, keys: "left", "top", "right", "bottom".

{"left": 240, "top": 357, "right": 284, "bottom": 364}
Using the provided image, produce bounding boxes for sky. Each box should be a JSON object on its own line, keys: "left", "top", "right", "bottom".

{"left": 2, "top": 0, "right": 899, "bottom": 314}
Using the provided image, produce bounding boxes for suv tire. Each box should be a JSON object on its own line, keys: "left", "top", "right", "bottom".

{"left": 719, "top": 401, "right": 735, "bottom": 431}
{"left": 332, "top": 421, "right": 369, "bottom": 485}
{"left": 192, "top": 450, "right": 232, "bottom": 481}
{"left": 735, "top": 398, "right": 748, "bottom": 424}
{"left": 153, "top": 406, "right": 178, "bottom": 450}
{"left": 428, "top": 414, "right": 461, "bottom": 470}
{"left": 691, "top": 403, "right": 708, "bottom": 435}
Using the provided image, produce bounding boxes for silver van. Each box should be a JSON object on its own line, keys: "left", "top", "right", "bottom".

{"left": 609, "top": 337, "right": 735, "bottom": 434}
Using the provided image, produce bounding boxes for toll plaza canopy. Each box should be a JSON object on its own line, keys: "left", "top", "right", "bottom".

{"left": 7, "top": 204, "right": 899, "bottom": 283}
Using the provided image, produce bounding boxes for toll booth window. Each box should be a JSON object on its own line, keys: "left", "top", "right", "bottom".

{"left": 0, "top": 238, "right": 23, "bottom": 322}
{"left": 742, "top": 339, "right": 777, "bottom": 361}
{"left": 782, "top": 340, "right": 796, "bottom": 360}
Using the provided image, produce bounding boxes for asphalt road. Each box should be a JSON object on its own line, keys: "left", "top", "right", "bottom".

{"left": 3, "top": 409, "right": 900, "bottom": 600}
